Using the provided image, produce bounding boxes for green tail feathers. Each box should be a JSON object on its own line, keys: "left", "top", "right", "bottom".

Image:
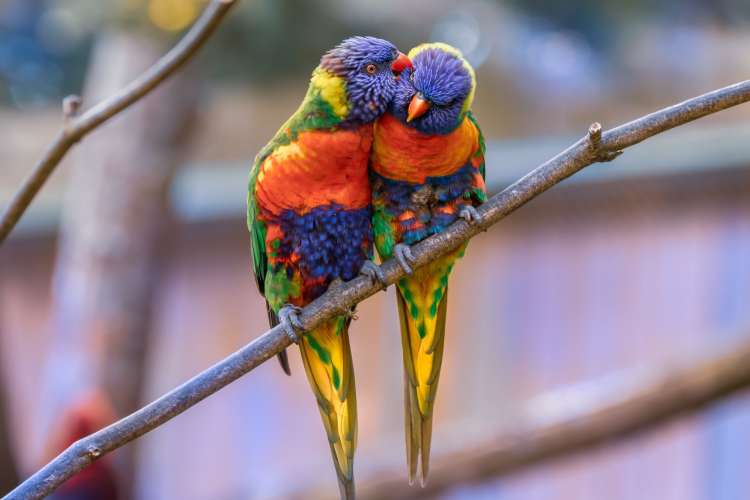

{"left": 299, "top": 315, "right": 357, "bottom": 499}
{"left": 265, "top": 302, "right": 292, "bottom": 376}
{"left": 396, "top": 264, "right": 451, "bottom": 486}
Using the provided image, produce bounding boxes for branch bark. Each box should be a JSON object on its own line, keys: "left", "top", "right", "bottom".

{"left": 6, "top": 80, "right": 750, "bottom": 500}
{"left": 354, "top": 334, "right": 750, "bottom": 499}
{"left": 0, "top": 0, "right": 237, "bottom": 245}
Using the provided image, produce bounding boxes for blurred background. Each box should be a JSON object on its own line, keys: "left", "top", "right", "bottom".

{"left": 2, "top": 0, "right": 750, "bottom": 498}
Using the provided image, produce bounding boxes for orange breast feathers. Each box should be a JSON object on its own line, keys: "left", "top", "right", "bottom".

{"left": 255, "top": 126, "right": 374, "bottom": 215}
{"left": 371, "top": 112, "right": 480, "bottom": 184}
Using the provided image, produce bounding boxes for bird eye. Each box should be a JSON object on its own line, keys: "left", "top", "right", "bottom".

{"left": 365, "top": 64, "right": 377, "bottom": 75}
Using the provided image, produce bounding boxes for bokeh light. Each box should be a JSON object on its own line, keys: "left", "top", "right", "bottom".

{"left": 147, "top": 0, "right": 199, "bottom": 32}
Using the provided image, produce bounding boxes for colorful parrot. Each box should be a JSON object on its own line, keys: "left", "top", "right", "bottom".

{"left": 370, "top": 43, "right": 486, "bottom": 485}
{"left": 247, "top": 36, "right": 411, "bottom": 499}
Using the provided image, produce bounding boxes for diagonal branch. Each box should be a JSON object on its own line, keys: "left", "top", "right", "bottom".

{"left": 6, "top": 80, "right": 750, "bottom": 500}
{"left": 354, "top": 332, "right": 750, "bottom": 499}
{"left": 0, "top": 0, "right": 237, "bottom": 245}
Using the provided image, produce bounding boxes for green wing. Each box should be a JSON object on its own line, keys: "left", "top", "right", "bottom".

{"left": 247, "top": 162, "right": 268, "bottom": 294}
{"left": 466, "top": 111, "right": 486, "bottom": 180}
{"left": 466, "top": 111, "right": 487, "bottom": 202}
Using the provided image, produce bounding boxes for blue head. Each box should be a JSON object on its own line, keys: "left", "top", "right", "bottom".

{"left": 319, "top": 36, "right": 412, "bottom": 125}
{"left": 389, "top": 43, "right": 476, "bottom": 134}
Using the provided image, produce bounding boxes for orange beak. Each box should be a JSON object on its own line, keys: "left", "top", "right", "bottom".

{"left": 407, "top": 93, "right": 430, "bottom": 122}
{"left": 391, "top": 51, "right": 413, "bottom": 73}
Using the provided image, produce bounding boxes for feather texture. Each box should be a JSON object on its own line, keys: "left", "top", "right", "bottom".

{"left": 396, "top": 252, "right": 458, "bottom": 484}
{"left": 247, "top": 36, "right": 403, "bottom": 499}
{"left": 300, "top": 316, "right": 357, "bottom": 498}
{"left": 371, "top": 43, "right": 486, "bottom": 485}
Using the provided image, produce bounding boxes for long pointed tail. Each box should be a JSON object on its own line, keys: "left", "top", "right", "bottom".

{"left": 396, "top": 266, "right": 450, "bottom": 486}
{"left": 299, "top": 315, "right": 357, "bottom": 499}
{"left": 266, "top": 301, "right": 291, "bottom": 375}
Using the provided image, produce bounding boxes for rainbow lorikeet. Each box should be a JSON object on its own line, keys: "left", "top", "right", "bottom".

{"left": 247, "top": 36, "right": 411, "bottom": 499}
{"left": 370, "top": 43, "right": 486, "bottom": 485}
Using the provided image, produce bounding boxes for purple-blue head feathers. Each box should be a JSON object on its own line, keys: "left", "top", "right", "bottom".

{"left": 320, "top": 36, "right": 411, "bottom": 125}
{"left": 389, "top": 43, "right": 476, "bottom": 135}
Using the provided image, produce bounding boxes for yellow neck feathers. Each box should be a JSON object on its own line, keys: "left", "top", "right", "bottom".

{"left": 310, "top": 67, "right": 350, "bottom": 119}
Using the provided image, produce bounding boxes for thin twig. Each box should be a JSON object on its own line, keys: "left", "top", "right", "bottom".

{"left": 353, "top": 333, "right": 750, "bottom": 499}
{"left": 6, "top": 80, "right": 750, "bottom": 500}
{"left": 0, "top": 0, "right": 237, "bottom": 245}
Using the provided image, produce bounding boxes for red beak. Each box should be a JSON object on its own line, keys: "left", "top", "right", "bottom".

{"left": 407, "top": 93, "right": 430, "bottom": 122}
{"left": 391, "top": 51, "right": 413, "bottom": 73}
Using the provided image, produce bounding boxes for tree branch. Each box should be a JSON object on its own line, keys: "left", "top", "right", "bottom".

{"left": 0, "top": 0, "right": 237, "bottom": 245}
{"left": 352, "top": 333, "right": 750, "bottom": 499}
{"left": 6, "top": 81, "right": 750, "bottom": 499}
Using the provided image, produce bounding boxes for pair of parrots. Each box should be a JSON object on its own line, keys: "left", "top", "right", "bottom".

{"left": 247, "top": 36, "right": 486, "bottom": 499}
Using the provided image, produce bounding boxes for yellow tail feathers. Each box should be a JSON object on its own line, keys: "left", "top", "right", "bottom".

{"left": 396, "top": 257, "right": 452, "bottom": 486}
{"left": 299, "top": 316, "right": 357, "bottom": 500}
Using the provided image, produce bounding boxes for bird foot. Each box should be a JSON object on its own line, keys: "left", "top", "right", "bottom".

{"left": 359, "top": 260, "right": 386, "bottom": 288}
{"left": 344, "top": 306, "right": 359, "bottom": 321}
{"left": 458, "top": 205, "right": 481, "bottom": 223}
{"left": 394, "top": 243, "right": 416, "bottom": 275}
{"left": 278, "top": 304, "right": 304, "bottom": 344}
